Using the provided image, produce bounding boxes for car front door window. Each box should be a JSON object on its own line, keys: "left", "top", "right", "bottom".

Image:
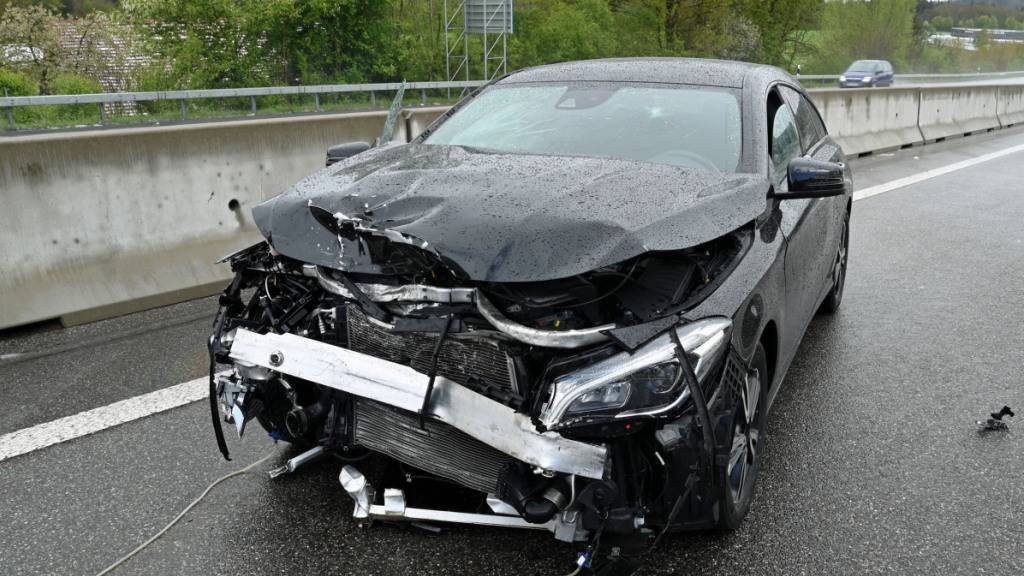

{"left": 780, "top": 86, "right": 827, "bottom": 152}
{"left": 771, "top": 101, "right": 801, "bottom": 183}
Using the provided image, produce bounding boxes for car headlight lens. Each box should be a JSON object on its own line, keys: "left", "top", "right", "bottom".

{"left": 565, "top": 381, "right": 631, "bottom": 415}
{"left": 540, "top": 317, "right": 732, "bottom": 429}
{"left": 839, "top": 75, "right": 846, "bottom": 82}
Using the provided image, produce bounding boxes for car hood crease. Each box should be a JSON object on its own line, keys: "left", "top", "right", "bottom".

{"left": 252, "top": 144, "right": 769, "bottom": 282}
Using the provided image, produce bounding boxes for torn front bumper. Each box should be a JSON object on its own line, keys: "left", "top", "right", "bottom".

{"left": 227, "top": 328, "right": 608, "bottom": 479}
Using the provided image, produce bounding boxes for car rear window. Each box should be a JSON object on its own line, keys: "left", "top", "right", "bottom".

{"left": 423, "top": 82, "right": 743, "bottom": 173}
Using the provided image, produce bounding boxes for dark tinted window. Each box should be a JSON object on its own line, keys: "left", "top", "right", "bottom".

{"left": 771, "top": 100, "right": 801, "bottom": 180}
{"left": 780, "top": 86, "right": 827, "bottom": 152}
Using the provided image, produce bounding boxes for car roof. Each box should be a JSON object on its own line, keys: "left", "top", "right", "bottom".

{"left": 497, "top": 57, "right": 780, "bottom": 89}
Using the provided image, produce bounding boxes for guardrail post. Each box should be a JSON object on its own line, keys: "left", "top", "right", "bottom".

{"left": 250, "top": 96, "right": 257, "bottom": 115}
{"left": 421, "top": 89, "right": 427, "bottom": 106}
{"left": 370, "top": 91, "right": 376, "bottom": 107}
{"left": 314, "top": 93, "right": 321, "bottom": 112}
{"left": 98, "top": 103, "right": 105, "bottom": 125}
{"left": 2, "top": 87, "right": 12, "bottom": 131}
{"left": 179, "top": 99, "right": 186, "bottom": 120}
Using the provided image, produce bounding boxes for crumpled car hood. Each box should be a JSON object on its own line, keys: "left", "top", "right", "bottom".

{"left": 252, "top": 143, "right": 768, "bottom": 282}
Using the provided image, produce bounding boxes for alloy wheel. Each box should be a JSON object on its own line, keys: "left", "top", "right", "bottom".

{"left": 834, "top": 218, "right": 848, "bottom": 291}
{"left": 727, "top": 367, "right": 762, "bottom": 504}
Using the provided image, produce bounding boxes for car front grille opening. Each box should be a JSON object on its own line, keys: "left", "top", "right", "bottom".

{"left": 345, "top": 304, "right": 517, "bottom": 396}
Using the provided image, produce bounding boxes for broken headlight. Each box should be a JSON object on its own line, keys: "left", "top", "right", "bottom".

{"left": 540, "top": 317, "right": 732, "bottom": 429}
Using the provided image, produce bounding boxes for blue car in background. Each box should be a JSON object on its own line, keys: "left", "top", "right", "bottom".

{"left": 839, "top": 60, "right": 894, "bottom": 88}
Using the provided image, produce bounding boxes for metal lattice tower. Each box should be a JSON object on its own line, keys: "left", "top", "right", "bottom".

{"left": 445, "top": 0, "right": 514, "bottom": 91}
{"left": 444, "top": 0, "right": 470, "bottom": 88}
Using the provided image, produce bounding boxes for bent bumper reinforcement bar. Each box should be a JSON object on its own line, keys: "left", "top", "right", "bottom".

{"left": 228, "top": 329, "right": 608, "bottom": 479}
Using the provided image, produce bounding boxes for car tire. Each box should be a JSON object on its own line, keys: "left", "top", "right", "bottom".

{"left": 716, "top": 343, "right": 768, "bottom": 530}
{"left": 819, "top": 210, "right": 849, "bottom": 314}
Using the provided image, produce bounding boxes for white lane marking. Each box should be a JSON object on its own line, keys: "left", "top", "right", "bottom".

{"left": 0, "top": 374, "right": 215, "bottom": 462}
{"left": 4, "top": 139, "right": 1024, "bottom": 462}
{"left": 854, "top": 142, "right": 1024, "bottom": 202}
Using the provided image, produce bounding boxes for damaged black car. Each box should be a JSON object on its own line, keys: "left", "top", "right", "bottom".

{"left": 208, "top": 58, "right": 851, "bottom": 573}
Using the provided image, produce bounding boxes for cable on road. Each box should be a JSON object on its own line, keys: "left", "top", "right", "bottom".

{"left": 93, "top": 451, "right": 276, "bottom": 576}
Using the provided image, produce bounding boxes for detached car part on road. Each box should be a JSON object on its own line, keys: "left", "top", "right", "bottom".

{"left": 208, "top": 58, "right": 852, "bottom": 571}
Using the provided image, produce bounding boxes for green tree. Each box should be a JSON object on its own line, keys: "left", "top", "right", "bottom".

{"left": 0, "top": 5, "right": 126, "bottom": 95}
{"left": 663, "top": 0, "right": 747, "bottom": 57}
{"left": 0, "top": 5, "right": 62, "bottom": 93}
{"left": 976, "top": 15, "right": 998, "bottom": 30}
{"left": 1, "top": 0, "right": 63, "bottom": 19}
{"left": 60, "top": 1, "right": 118, "bottom": 16}
{"left": 0, "top": 67, "right": 36, "bottom": 96}
{"left": 0, "top": 68, "right": 41, "bottom": 125}
{"left": 608, "top": 0, "right": 666, "bottom": 57}
{"left": 976, "top": 29, "right": 993, "bottom": 51}
{"left": 127, "top": 0, "right": 406, "bottom": 87}
{"left": 393, "top": 0, "right": 446, "bottom": 81}
{"left": 931, "top": 15, "right": 954, "bottom": 31}
{"left": 740, "top": 0, "right": 822, "bottom": 68}
{"left": 816, "top": 0, "right": 917, "bottom": 71}
{"left": 64, "top": 10, "right": 137, "bottom": 90}
{"left": 509, "top": 0, "right": 619, "bottom": 69}
{"left": 253, "top": 0, "right": 405, "bottom": 84}
{"left": 124, "top": 0, "right": 270, "bottom": 88}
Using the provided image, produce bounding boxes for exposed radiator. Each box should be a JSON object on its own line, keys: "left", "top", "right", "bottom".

{"left": 353, "top": 398, "right": 514, "bottom": 494}
{"left": 346, "top": 305, "right": 517, "bottom": 395}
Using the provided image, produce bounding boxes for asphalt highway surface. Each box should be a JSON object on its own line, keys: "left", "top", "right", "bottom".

{"left": 2, "top": 127, "right": 1024, "bottom": 575}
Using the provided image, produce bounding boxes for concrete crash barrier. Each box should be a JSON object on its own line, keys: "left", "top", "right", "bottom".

{"left": 916, "top": 85, "right": 1002, "bottom": 141}
{"left": 404, "top": 106, "right": 451, "bottom": 139}
{"left": 808, "top": 88, "right": 924, "bottom": 156}
{"left": 0, "top": 110, "right": 400, "bottom": 329}
{"left": 996, "top": 85, "right": 1024, "bottom": 127}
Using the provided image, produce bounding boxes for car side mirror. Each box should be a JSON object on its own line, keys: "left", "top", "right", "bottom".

{"left": 773, "top": 158, "right": 846, "bottom": 200}
{"left": 326, "top": 141, "right": 371, "bottom": 166}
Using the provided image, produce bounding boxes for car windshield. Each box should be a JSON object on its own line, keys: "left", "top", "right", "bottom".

{"left": 423, "top": 82, "right": 743, "bottom": 173}
{"left": 847, "top": 61, "right": 878, "bottom": 73}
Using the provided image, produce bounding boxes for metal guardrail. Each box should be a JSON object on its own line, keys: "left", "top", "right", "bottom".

{"left": 4, "top": 72, "right": 1024, "bottom": 131}
{"left": 0, "top": 80, "right": 490, "bottom": 131}
{"left": 0, "top": 80, "right": 488, "bottom": 107}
